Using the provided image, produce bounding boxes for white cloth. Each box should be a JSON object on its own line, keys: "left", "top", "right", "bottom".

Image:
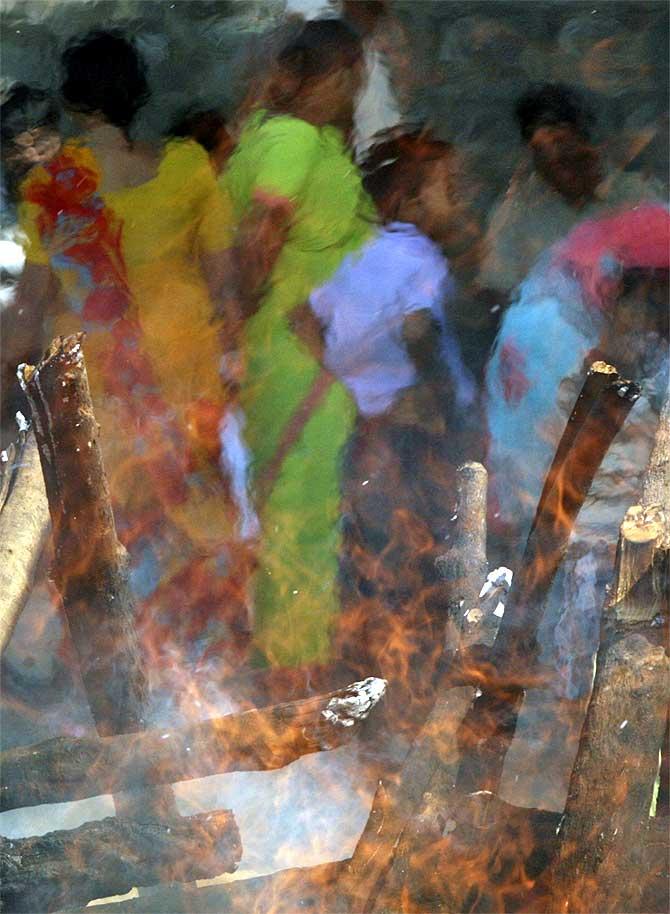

{"left": 478, "top": 165, "right": 664, "bottom": 295}
{"left": 310, "top": 222, "right": 474, "bottom": 417}
{"left": 353, "top": 45, "right": 402, "bottom": 161}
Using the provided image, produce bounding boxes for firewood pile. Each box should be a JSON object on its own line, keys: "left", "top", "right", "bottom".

{"left": 0, "top": 337, "right": 667, "bottom": 913}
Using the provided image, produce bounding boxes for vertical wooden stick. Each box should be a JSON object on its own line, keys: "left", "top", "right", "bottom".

{"left": 19, "top": 335, "right": 178, "bottom": 823}
{"left": 19, "top": 335, "right": 147, "bottom": 736}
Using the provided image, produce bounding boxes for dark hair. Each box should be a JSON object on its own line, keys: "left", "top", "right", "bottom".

{"left": 515, "top": 83, "right": 595, "bottom": 143}
{"left": 61, "top": 30, "right": 150, "bottom": 133}
{"left": 267, "top": 18, "right": 363, "bottom": 110}
{"left": 169, "top": 108, "right": 228, "bottom": 154}
{"left": 0, "top": 83, "right": 60, "bottom": 144}
{"left": 362, "top": 128, "right": 455, "bottom": 216}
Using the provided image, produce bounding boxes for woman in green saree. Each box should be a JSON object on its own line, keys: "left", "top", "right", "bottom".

{"left": 223, "top": 20, "right": 376, "bottom": 668}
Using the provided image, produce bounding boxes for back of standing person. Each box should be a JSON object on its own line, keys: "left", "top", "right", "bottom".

{"left": 305, "top": 129, "right": 479, "bottom": 739}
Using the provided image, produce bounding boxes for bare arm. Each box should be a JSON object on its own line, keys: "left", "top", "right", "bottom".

{"left": 232, "top": 191, "right": 293, "bottom": 319}
{"left": 288, "top": 301, "right": 326, "bottom": 364}
{"left": 2, "top": 263, "right": 51, "bottom": 368}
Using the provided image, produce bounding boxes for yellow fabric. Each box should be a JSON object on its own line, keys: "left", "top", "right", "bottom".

{"left": 19, "top": 138, "right": 236, "bottom": 550}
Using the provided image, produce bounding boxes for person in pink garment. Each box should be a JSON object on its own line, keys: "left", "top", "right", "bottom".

{"left": 485, "top": 203, "right": 669, "bottom": 697}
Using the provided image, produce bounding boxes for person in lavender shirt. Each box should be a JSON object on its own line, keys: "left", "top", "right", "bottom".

{"left": 293, "top": 128, "right": 479, "bottom": 737}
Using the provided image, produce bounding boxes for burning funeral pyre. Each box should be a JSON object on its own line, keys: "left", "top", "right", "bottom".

{"left": 0, "top": 335, "right": 667, "bottom": 913}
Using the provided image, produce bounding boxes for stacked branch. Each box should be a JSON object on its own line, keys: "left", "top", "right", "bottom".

{"left": 0, "top": 429, "right": 49, "bottom": 653}
{"left": 17, "top": 336, "right": 178, "bottom": 823}
{"left": 546, "top": 393, "right": 670, "bottom": 913}
{"left": 0, "top": 677, "right": 387, "bottom": 811}
{"left": 66, "top": 861, "right": 346, "bottom": 914}
{"left": 337, "top": 463, "right": 494, "bottom": 913}
{"left": 455, "top": 363, "right": 640, "bottom": 799}
{"left": 0, "top": 809, "right": 241, "bottom": 913}
{"left": 338, "top": 363, "right": 640, "bottom": 913}
{"left": 18, "top": 336, "right": 147, "bottom": 736}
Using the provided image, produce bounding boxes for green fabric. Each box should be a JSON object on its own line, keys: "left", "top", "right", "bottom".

{"left": 223, "top": 112, "right": 374, "bottom": 666}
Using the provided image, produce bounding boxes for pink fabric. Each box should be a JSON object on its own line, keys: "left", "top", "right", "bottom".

{"left": 553, "top": 204, "right": 670, "bottom": 311}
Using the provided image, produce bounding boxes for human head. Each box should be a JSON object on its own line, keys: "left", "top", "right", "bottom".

{"left": 267, "top": 19, "right": 365, "bottom": 130}
{"left": 169, "top": 108, "right": 233, "bottom": 174}
{"left": 342, "top": 1, "right": 388, "bottom": 38}
{"left": 362, "top": 128, "right": 480, "bottom": 256}
{"left": 515, "top": 83, "right": 602, "bottom": 204}
{"left": 554, "top": 203, "right": 670, "bottom": 314}
{"left": 1, "top": 84, "right": 61, "bottom": 199}
{"left": 61, "top": 30, "right": 150, "bottom": 135}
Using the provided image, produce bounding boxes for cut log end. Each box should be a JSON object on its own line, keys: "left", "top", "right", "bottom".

{"left": 620, "top": 504, "right": 666, "bottom": 545}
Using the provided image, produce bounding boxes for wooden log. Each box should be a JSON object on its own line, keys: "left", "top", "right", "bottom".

{"left": 609, "top": 503, "right": 667, "bottom": 622}
{"left": 18, "top": 336, "right": 178, "bottom": 823}
{"left": 338, "top": 686, "right": 475, "bottom": 913}
{"left": 0, "top": 429, "right": 49, "bottom": 653}
{"left": 436, "top": 462, "right": 489, "bottom": 650}
{"left": 377, "top": 796, "right": 562, "bottom": 914}
{"left": 0, "top": 809, "right": 241, "bottom": 913}
{"left": 17, "top": 336, "right": 147, "bottom": 736}
{"left": 609, "top": 392, "right": 670, "bottom": 625}
{"left": 545, "top": 393, "right": 670, "bottom": 913}
{"left": 337, "top": 464, "right": 492, "bottom": 913}
{"left": 455, "top": 367, "right": 640, "bottom": 798}
{"left": 532, "top": 361, "right": 618, "bottom": 531}
{"left": 642, "top": 393, "right": 670, "bottom": 521}
{"left": 64, "top": 861, "right": 346, "bottom": 914}
{"left": 0, "top": 677, "right": 387, "bottom": 812}
{"left": 545, "top": 634, "right": 669, "bottom": 914}
{"left": 493, "top": 367, "right": 640, "bottom": 667}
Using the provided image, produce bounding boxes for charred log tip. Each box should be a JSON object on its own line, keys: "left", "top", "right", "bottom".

{"left": 321, "top": 676, "right": 387, "bottom": 728}
{"left": 588, "top": 360, "right": 619, "bottom": 377}
{"left": 44, "top": 332, "right": 86, "bottom": 363}
{"left": 609, "top": 375, "right": 641, "bottom": 402}
{"left": 456, "top": 461, "right": 487, "bottom": 477}
{"left": 16, "top": 362, "right": 35, "bottom": 387}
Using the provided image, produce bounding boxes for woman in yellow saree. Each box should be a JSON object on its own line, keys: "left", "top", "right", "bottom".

{"left": 224, "top": 20, "right": 376, "bottom": 668}
{"left": 12, "top": 31, "right": 249, "bottom": 664}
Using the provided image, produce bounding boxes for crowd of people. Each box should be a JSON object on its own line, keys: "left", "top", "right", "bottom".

{"left": 1, "top": 11, "right": 667, "bottom": 733}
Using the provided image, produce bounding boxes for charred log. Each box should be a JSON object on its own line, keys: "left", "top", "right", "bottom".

{"left": 339, "top": 685, "right": 475, "bottom": 913}
{"left": 545, "top": 635, "right": 669, "bottom": 913}
{"left": 0, "top": 809, "right": 241, "bottom": 913}
{"left": 338, "top": 463, "right": 493, "bottom": 913}
{"left": 436, "top": 461, "right": 489, "bottom": 650}
{"left": 17, "top": 336, "right": 179, "bottom": 822}
{"left": 17, "top": 336, "right": 147, "bottom": 737}
{"left": 0, "top": 677, "right": 386, "bottom": 811}
{"left": 64, "top": 861, "right": 346, "bottom": 914}
{"left": 493, "top": 364, "right": 640, "bottom": 668}
{"left": 455, "top": 365, "right": 640, "bottom": 798}
{"left": 545, "top": 393, "right": 670, "bottom": 913}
